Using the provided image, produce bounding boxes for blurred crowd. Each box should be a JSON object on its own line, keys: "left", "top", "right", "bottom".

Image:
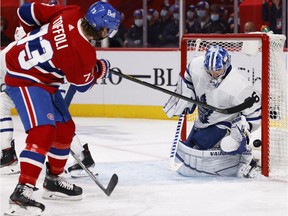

{"left": 117, "top": 0, "right": 285, "bottom": 48}
{"left": 1, "top": 0, "right": 287, "bottom": 48}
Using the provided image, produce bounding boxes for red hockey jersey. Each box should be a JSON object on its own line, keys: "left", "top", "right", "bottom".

{"left": 5, "top": 3, "right": 98, "bottom": 93}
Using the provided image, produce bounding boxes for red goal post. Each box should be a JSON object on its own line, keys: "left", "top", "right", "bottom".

{"left": 180, "top": 33, "right": 287, "bottom": 178}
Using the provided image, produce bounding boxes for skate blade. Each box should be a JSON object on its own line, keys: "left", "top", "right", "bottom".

{"left": 4, "top": 204, "right": 42, "bottom": 216}
{"left": 42, "top": 191, "right": 82, "bottom": 201}
{"left": 0, "top": 164, "right": 20, "bottom": 175}
{"left": 69, "top": 169, "right": 98, "bottom": 178}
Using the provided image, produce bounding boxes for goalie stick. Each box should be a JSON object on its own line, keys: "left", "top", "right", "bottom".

{"left": 70, "top": 149, "right": 118, "bottom": 196}
{"left": 109, "top": 69, "right": 259, "bottom": 114}
{"left": 169, "top": 114, "right": 185, "bottom": 171}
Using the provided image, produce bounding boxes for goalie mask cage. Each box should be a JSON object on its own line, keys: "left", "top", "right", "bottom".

{"left": 180, "top": 33, "right": 287, "bottom": 178}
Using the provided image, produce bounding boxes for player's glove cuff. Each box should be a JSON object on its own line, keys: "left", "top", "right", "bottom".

{"left": 95, "top": 59, "right": 110, "bottom": 79}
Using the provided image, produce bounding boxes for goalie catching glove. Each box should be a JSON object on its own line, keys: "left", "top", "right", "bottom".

{"left": 94, "top": 59, "right": 110, "bottom": 79}
{"left": 220, "top": 116, "right": 251, "bottom": 154}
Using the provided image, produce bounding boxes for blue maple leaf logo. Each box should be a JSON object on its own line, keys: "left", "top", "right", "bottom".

{"left": 198, "top": 94, "right": 213, "bottom": 124}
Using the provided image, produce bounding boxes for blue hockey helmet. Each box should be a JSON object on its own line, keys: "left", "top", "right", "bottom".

{"left": 204, "top": 45, "right": 231, "bottom": 87}
{"left": 86, "top": 1, "right": 120, "bottom": 38}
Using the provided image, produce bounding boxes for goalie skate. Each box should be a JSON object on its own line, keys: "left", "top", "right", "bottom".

{"left": 1, "top": 140, "right": 20, "bottom": 175}
{"left": 4, "top": 184, "right": 45, "bottom": 216}
{"left": 237, "top": 158, "right": 263, "bottom": 179}
{"left": 67, "top": 143, "right": 96, "bottom": 178}
{"left": 42, "top": 162, "right": 83, "bottom": 201}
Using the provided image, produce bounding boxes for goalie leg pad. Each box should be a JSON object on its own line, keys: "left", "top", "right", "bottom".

{"left": 175, "top": 141, "right": 241, "bottom": 177}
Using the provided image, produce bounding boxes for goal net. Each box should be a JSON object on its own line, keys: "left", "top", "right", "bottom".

{"left": 180, "top": 33, "right": 287, "bottom": 178}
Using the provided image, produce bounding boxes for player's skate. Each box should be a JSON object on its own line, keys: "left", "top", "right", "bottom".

{"left": 5, "top": 183, "right": 45, "bottom": 216}
{"left": 0, "top": 140, "right": 20, "bottom": 175}
{"left": 67, "top": 143, "right": 96, "bottom": 178}
{"left": 237, "top": 158, "right": 262, "bottom": 179}
{"left": 42, "top": 162, "right": 83, "bottom": 200}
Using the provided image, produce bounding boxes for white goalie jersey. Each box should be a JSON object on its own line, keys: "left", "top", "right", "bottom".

{"left": 164, "top": 55, "right": 261, "bottom": 132}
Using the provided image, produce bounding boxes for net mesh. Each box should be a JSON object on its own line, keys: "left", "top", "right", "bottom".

{"left": 267, "top": 35, "right": 288, "bottom": 178}
{"left": 182, "top": 34, "right": 287, "bottom": 178}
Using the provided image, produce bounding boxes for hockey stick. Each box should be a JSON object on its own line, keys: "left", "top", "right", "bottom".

{"left": 64, "top": 85, "right": 77, "bottom": 107}
{"left": 168, "top": 114, "right": 185, "bottom": 171}
{"left": 109, "top": 69, "right": 259, "bottom": 114}
{"left": 70, "top": 149, "right": 118, "bottom": 196}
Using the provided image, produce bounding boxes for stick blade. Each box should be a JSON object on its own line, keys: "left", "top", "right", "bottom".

{"left": 105, "top": 174, "right": 118, "bottom": 196}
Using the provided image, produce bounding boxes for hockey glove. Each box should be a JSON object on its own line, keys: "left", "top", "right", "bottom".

{"left": 14, "top": 26, "right": 26, "bottom": 41}
{"left": 95, "top": 59, "right": 110, "bottom": 79}
{"left": 163, "top": 75, "right": 195, "bottom": 118}
{"left": 220, "top": 116, "right": 250, "bottom": 154}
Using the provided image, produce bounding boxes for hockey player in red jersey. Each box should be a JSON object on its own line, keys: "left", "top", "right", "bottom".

{"left": 0, "top": 22, "right": 95, "bottom": 178}
{"left": 2, "top": 1, "right": 120, "bottom": 215}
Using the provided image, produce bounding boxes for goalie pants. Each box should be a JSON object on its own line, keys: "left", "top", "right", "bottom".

{"left": 186, "top": 123, "right": 229, "bottom": 149}
{"left": 5, "top": 86, "right": 75, "bottom": 186}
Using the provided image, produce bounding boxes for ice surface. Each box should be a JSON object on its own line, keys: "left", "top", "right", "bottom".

{"left": 1, "top": 116, "right": 287, "bottom": 216}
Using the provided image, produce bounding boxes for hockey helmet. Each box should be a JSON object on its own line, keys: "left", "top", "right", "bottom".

{"left": 204, "top": 45, "right": 231, "bottom": 87}
{"left": 86, "top": 1, "right": 120, "bottom": 38}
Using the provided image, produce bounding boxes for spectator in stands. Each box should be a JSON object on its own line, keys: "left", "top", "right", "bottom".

{"left": 109, "top": 12, "right": 127, "bottom": 47}
{"left": 158, "top": 3, "right": 173, "bottom": 45}
{"left": 262, "top": 0, "right": 283, "bottom": 34}
{"left": 219, "top": 6, "right": 228, "bottom": 22}
{"left": 243, "top": 21, "right": 256, "bottom": 33}
{"left": 226, "top": 13, "right": 240, "bottom": 33}
{"left": 124, "top": 9, "right": 143, "bottom": 47}
{"left": 1, "top": 17, "right": 12, "bottom": 47}
{"left": 202, "top": 4, "right": 227, "bottom": 34}
{"left": 196, "top": 1, "right": 210, "bottom": 32}
{"left": 186, "top": 4, "right": 201, "bottom": 33}
{"left": 160, "top": 4, "right": 180, "bottom": 47}
{"left": 147, "top": 9, "right": 161, "bottom": 47}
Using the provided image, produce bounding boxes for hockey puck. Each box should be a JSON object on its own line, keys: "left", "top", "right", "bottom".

{"left": 253, "top": 139, "right": 262, "bottom": 148}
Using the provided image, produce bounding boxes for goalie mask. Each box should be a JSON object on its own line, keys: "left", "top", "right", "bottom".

{"left": 86, "top": 1, "right": 120, "bottom": 39}
{"left": 204, "top": 45, "right": 231, "bottom": 87}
